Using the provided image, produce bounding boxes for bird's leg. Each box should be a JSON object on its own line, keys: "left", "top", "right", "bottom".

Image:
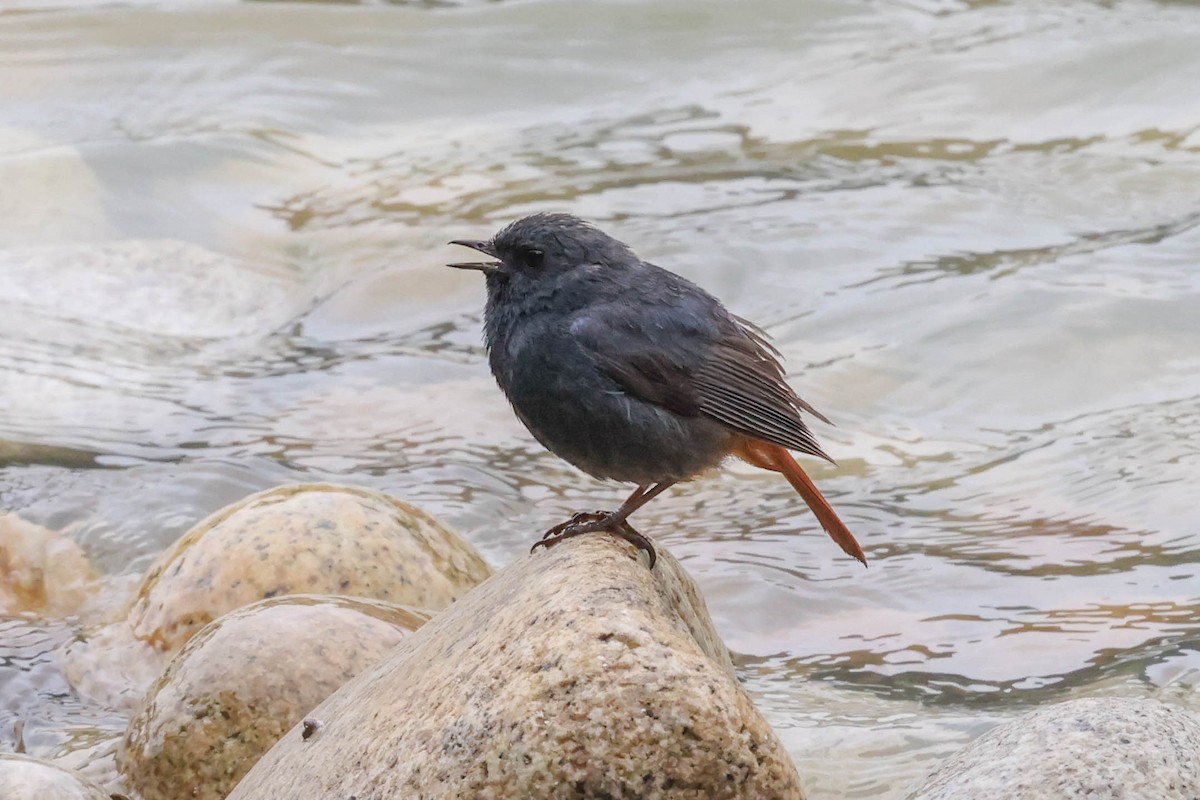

{"left": 532, "top": 482, "right": 676, "bottom": 568}
{"left": 538, "top": 483, "right": 654, "bottom": 541}
{"left": 540, "top": 482, "right": 667, "bottom": 537}
{"left": 605, "top": 481, "right": 675, "bottom": 527}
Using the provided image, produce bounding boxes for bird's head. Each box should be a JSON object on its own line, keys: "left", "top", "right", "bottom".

{"left": 447, "top": 213, "right": 635, "bottom": 283}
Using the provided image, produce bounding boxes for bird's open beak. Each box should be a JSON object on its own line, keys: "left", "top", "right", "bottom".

{"left": 447, "top": 239, "right": 501, "bottom": 275}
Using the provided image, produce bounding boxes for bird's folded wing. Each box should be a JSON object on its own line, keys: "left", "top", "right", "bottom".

{"left": 571, "top": 305, "right": 833, "bottom": 462}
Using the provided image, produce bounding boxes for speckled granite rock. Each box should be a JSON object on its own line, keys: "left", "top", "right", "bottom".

{"left": 906, "top": 696, "right": 1200, "bottom": 800}
{"left": 126, "top": 483, "right": 489, "bottom": 652}
{"left": 227, "top": 534, "right": 805, "bottom": 800}
{"left": 67, "top": 484, "right": 489, "bottom": 710}
{"left": 0, "top": 512, "right": 98, "bottom": 617}
{"left": 0, "top": 753, "right": 111, "bottom": 800}
{"left": 119, "top": 594, "right": 429, "bottom": 800}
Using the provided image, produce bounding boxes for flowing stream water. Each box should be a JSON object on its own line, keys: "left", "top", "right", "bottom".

{"left": 1, "top": 0, "right": 1199, "bottom": 796}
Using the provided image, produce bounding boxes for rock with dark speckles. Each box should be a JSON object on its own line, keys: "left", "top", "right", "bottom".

{"left": 227, "top": 534, "right": 806, "bottom": 800}
{"left": 906, "top": 696, "right": 1200, "bottom": 800}
{"left": 118, "top": 594, "right": 429, "bottom": 800}
{"left": 125, "top": 483, "right": 489, "bottom": 652}
{"left": 67, "top": 484, "right": 489, "bottom": 710}
{"left": 0, "top": 753, "right": 111, "bottom": 800}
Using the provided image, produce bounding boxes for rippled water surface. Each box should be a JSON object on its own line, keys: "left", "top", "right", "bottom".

{"left": 2, "top": 0, "right": 1199, "bottom": 796}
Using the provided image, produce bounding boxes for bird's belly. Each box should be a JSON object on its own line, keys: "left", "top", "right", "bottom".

{"left": 508, "top": 384, "right": 732, "bottom": 485}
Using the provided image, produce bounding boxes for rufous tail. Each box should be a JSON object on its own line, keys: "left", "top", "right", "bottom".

{"left": 734, "top": 438, "right": 868, "bottom": 566}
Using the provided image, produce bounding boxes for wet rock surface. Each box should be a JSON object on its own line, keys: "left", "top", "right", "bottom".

{"left": 63, "top": 621, "right": 173, "bottom": 716}
{"left": 0, "top": 513, "right": 98, "bottom": 618}
{"left": 906, "top": 696, "right": 1200, "bottom": 800}
{"left": 119, "top": 594, "right": 429, "bottom": 800}
{"left": 228, "top": 534, "right": 805, "bottom": 800}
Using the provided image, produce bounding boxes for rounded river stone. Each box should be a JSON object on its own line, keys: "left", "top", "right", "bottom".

{"left": 124, "top": 483, "right": 489, "bottom": 652}
{"left": 0, "top": 512, "right": 97, "bottom": 617}
{"left": 228, "top": 534, "right": 805, "bottom": 800}
{"left": 906, "top": 696, "right": 1200, "bottom": 800}
{"left": 120, "top": 594, "right": 429, "bottom": 800}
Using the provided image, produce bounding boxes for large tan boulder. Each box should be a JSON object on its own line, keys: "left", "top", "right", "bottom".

{"left": 67, "top": 484, "right": 490, "bottom": 710}
{"left": 119, "top": 594, "right": 429, "bottom": 800}
{"left": 0, "top": 753, "right": 110, "bottom": 800}
{"left": 228, "top": 535, "right": 805, "bottom": 800}
{"left": 906, "top": 696, "right": 1200, "bottom": 799}
{"left": 126, "top": 483, "right": 489, "bottom": 651}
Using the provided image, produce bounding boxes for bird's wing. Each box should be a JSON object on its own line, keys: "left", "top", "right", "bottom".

{"left": 571, "top": 301, "right": 833, "bottom": 462}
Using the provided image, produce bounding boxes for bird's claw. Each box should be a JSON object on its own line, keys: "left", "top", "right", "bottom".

{"left": 539, "top": 511, "right": 608, "bottom": 541}
{"left": 531, "top": 513, "right": 657, "bottom": 569}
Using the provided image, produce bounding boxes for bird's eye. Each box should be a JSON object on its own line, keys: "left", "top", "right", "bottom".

{"left": 516, "top": 246, "right": 544, "bottom": 270}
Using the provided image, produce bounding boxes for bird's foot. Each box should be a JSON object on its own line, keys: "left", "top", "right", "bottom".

{"left": 532, "top": 512, "right": 657, "bottom": 569}
{"left": 539, "top": 511, "right": 608, "bottom": 541}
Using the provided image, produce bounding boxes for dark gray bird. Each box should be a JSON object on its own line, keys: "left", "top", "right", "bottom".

{"left": 448, "top": 213, "right": 865, "bottom": 568}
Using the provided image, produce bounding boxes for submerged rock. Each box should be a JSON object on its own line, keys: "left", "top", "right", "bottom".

{"left": 63, "top": 620, "right": 174, "bottom": 716}
{"left": 0, "top": 239, "right": 300, "bottom": 340}
{"left": 125, "top": 483, "right": 489, "bottom": 653}
{"left": 228, "top": 534, "right": 805, "bottom": 800}
{"left": 0, "top": 513, "right": 98, "bottom": 618}
{"left": 0, "top": 127, "right": 113, "bottom": 247}
{"left": 906, "top": 696, "right": 1200, "bottom": 800}
{"left": 120, "top": 594, "right": 429, "bottom": 800}
{"left": 0, "top": 753, "right": 111, "bottom": 800}
{"left": 67, "top": 484, "right": 489, "bottom": 710}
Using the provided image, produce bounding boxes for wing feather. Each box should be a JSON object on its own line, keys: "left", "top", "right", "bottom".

{"left": 572, "top": 299, "right": 833, "bottom": 462}
{"left": 693, "top": 339, "right": 833, "bottom": 462}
